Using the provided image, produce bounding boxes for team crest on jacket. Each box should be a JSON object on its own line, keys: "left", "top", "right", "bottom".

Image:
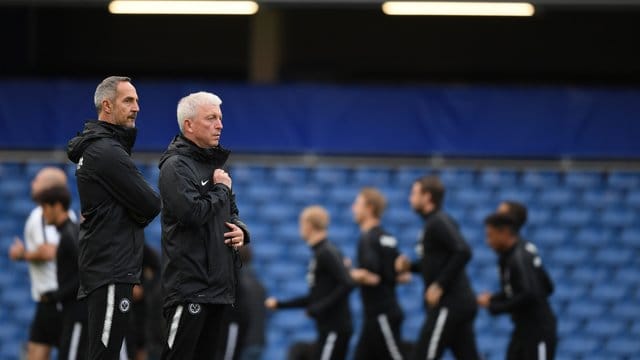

{"left": 119, "top": 298, "right": 131, "bottom": 313}
{"left": 188, "top": 303, "right": 202, "bottom": 315}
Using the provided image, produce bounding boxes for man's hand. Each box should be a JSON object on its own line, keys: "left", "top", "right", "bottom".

{"left": 265, "top": 297, "right": 278, "bottom": 310}
{"left": 224, "top": 222, "right": 244, "bottom": 248}
{"left": 395, "top": 254, "right": 410, "bottom": 273}
{"left": 38, "top": 243, "right": 57, "bottom": 260}
{"left": 213, "top": 169, "right": 232, "bottom": 189}
{"left": 9, "top": 237, "right": 25, "bottom": 261}
{"left": 477, "top": 292, "right": 492, "bottom": 308}
{"left": 396, "top": 271, "right": 412, "bottom": 284}
{"left": 425, "top": 283, "right": 443, "bottom": 307}
{"left": 350, "top": 268, "right": 367, "bottom": 282}
{"left": 133, "top": 285, "right": 144, "bottom": 302}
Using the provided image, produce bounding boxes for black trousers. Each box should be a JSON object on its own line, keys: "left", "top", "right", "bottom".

{"left": 87, "top": 283, "right": 134, "bottom": 360}
{"left": 161, "top": 303, "right": 228, "bottom": 360}
{"left": 29, "top": 301, "right": 62, "bottom": 346}
{"left": 411, "top": 306, "right": 480, "bottom": 360}
{"left": 313, "top": 329, "right": 351, "bottom": 360}
{"left": 59, "top": 301, "right": 88, "bottom": 360}
{"left": 507, "top": 331, "right": 556, "bottom": 360}
{"left": 355, "top": 312, "right": 404, "bottom": 360}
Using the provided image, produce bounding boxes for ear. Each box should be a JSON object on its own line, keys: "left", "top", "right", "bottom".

{"left": 102, "top": 99, "right": 112, "bottom": 114}
{"left": 184, "top": 119, "right": 193, "bottom": 133}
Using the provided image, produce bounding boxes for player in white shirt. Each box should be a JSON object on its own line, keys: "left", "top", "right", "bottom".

{"left": 9, "top": 167, "right": 76, "bottom": 360}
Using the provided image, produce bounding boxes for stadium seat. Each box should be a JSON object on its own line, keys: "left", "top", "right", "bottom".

{"left": 537, "top": 188, "right": 576, "bottom": 207}
{"left": 594, "top": 248, "right": 632, "bottom": 266}
{"left": 606, "top": 170, "right": 640, "bottom": 190}
{"left": 526, "top": 208, "right": 553, "bottom": 227}
{"left": 452, "top": 188, "right": 493, "bottom": 206}
{"left": 286, "top": 185, "right": 322, "bottom": 205}
{"left": 495, "top": 187, "right": 536, "bottom": 205}
{"left": 521, "top": 170, "right": 561, "bottom": 188}
{"left": 311, "top": 165, "right": 351, "bottom": 185}
{"left": 566, "top": 301, "right": 605, "bottom": 319}
{"left": 554, "top": 283, "right": 587, "bottom": 302}
{"left": 559, "top": 337, "right": 601, "bottom": 357}
{"left": 353, "top": 166, "right": 392, "bottom": 187}
{"left": 229, "top": 164, "right": 270, "bottom": 184}
{"left": 327, "top": 186, "right": 361, "bottom": 206}
{"left": 478, "top": 169, "right": 519, "bottom": 188}
{"left": 394, "top": 166, "right": 430, "bottom": 187}
{"left": 584, "top": 319, "right": 625, "bottom": 338}
{"left": 604, "top": 338, "right": 640, "bottom": 357}
{"left": 614, "top": 268, "right": 640, "bottom": 285}
{"left": 581, "top": 189, "right": 622, "bottom": 209}
{"left": 625, "top": 189, "right": 640, "bottom": 208}
{"left": 272, "top": 165, "right": 309, "bottom": 185}
{"left": 619, "top": 227, "right": 640, "bottom": 247}
{"left": 439, "top": 168, "right": 476, "bottom": 188}
{"left": 569, "top": 267, "right": 610, "bottom": 286}
{"left": 574, "top": 227, "right": 614, "bottom": 247}
{"left": 556, "top": 208, "right": 593, "bottom": 227}
{"left": 611, "top": 301, "right": 640, "bottom": 320}
{"left": 246, "top": 183, "right": 282, "bottom": 204}
{"left": 600, "top": 207, "right": 636, "bottom": 227}
{"left": 385, "top": 206, "right": 416, "bottom": 227}
{"left": 563, "top": 171, "right": 604, "bottom": 188}
{"left": 530, "top": 227, "right": 569, "bottom": 247}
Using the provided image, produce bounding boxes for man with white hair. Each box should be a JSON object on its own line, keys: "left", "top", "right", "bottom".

{"left": 67, "top": 76, "right": 161, "bottom": 360}
{"left": 9, "top": 167, "right": 76, "bottom": 360}
{"left": 158, "top": 91, "right": 250, "bottom": 359}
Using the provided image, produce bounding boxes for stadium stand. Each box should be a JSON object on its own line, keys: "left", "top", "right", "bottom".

{"left": 1, "top": 161, "right": 639, "bottom": 360}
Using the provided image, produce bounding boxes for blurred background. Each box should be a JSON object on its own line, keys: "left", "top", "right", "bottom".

{"left": 1, "top": 0, "right": 639, "bottom": 359}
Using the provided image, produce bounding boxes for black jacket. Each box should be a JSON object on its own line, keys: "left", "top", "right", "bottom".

{"left": 357, "top": 226, "right": 402, "bottom": 317}
{"left": 67, "top": 121, "right": 161, "bottom": 299}
{"left": 489, "top": 239, "right": 556, "bottom": 337}
{"left": 278, "top": 239, "right": 353, "bottom": 333}
{"left": 42, "top": 219, "right": 80, "bottom": 304}
{"left": 411, "top": 210, "right": 476, "bottom": 311}
{"left": 158, "top": 135, "right": 250, "bottom": 309}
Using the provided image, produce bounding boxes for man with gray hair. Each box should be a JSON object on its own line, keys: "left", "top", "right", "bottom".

{"left": 158, "top": 91, "right": 250, "bottom": 359}
{"left": 67, "top": 76, "right": 161, "bottom": 359}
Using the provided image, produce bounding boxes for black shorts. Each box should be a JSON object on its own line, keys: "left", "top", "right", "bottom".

{"left": 29, "top": 301, "right": 63, "bottom": 346}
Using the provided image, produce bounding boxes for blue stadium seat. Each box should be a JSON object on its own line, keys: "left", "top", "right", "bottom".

{"left": 604, "top": 338, "right": 640, "bottom": 358}
{"left": 246, "top": 183, "right": 282, "bottom": 203}
{"left": 569, "top": 267, "right": 610, "bottom": 286}
{"left": 537, "top": 188, "right": 576, "bottom": 207}
{"left": 353, "top": 166, "right": 392, "bottom": 187}
{"left": 382, "top": 187, "right": 409, "bottom": 205}
{"left": 611, "top": 302, "right": 640, "bottom": 320}
{"left": 559, "top": 337, "right": 601, "bottom": 357}
{"left": 0, "top": 162, "right": 24, "bottom": 178}
{"left": 260, "top": 204, "right": 297, "bottom": 224}
{"left": 385, "top": 206, "right": 416, "bottom": 227}
{"left": 574, "top": 227, "right": 614, "bottom": 247}
{"left": 451, "top": 188, "right": 493, "bottom": 206}
{"left": 614, "top": 268, "right": 640, "bottom": 285}
{"left": 311, "top": 165, "right": 350, "bottom": 185}
{"left": 272, "top": 165, "right": 308, "bottom": 185}
{"left": 625, "top": 189, "right": 640, "bottom": 208}
{"left": 563, "top": 171, "right": 604, "bottom": 188}
{"left": 394, "top": 166, "right": 430, "bottom": 187}
{"left": 495, "top": 187, "right": 536, "bottom": 205}
{"left": 521, "top": 170, "right": 561, "bottom": 188}
{"left": 584, "top": 319, "right": 625, "bottom": 338}
{"left": 554, "top": 283, "right": 587, "bottom": 302}
{"left": 552, "top": 248, "right": 589, "bottom": 267}
{"left": 479, "top": 169, "right": 519, "bottom": 187}
{"left": 581, "top": 189, "right": 622, "bottom": 209}
{"left": 530, "top": 227, "right": 569, "bottom": 247}
{"left": 469, "top": 205, "right": 497, "bottom": 224}
{"left": 327, "top": 186, "right": 361, "bottom": 206}
{"left": 526, "top": 208, "right": 553, "bottom": 227}
{"left": 607, "top": 170, "right": 640, "bottom": 190}
{"left": 556, "top": 208, "right": 593, "bottom": 227}
{"left": 557, "top": 319, "right": 579, "bottom": 337}
{"left": 229, "top": 164, "right": 269, "bottom": 184}
{"left": 620, "top": 227, "right": 640, "bottom": 247}
{"left": 287, "top": 185, "right": 322, "bottom": 205}
{"left": 594, "top": 249, "right": 632, "bottom": 266}
{"left": 566, "top": 301, "right": 605, "bottom": 318}
{"left": 439, "top": 168, "right": 476, "bottom": 188}
{"left": 0, "top": 180, "right": 29, "bottom": 199}
{"left": 600, "top": 207, "right": 636, "bottom": 227}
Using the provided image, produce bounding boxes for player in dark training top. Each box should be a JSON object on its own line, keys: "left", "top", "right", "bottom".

{"left": 350, "top": 188, "right": 407, "bottom": 360}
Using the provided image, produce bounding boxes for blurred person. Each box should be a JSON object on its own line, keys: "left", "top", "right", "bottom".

{"left": 38, "top": 186, "right": 87, "bottom": 360}
{"left": 265, "top": 206, "right": 353, "bottom": 360}
{"left": 350, "top": 188, "right": 406, "bottom": 360}
{"left": 8, "top": 167, "right": 75, "bottom": 360}
{"left": 497, "top": 201, "right": 528, "bottom": 232}
{"left": 158, "top": 91, "right": 250, "bottom": 359}
{"left": 477, "top": 213, "right": 556, "bottom": 360}
{"left": 396, "top": 176, "right": 480, "bottom": 360}
{"left": 218, "top": 246, "right": 266, "bottom": 360}
{"left": 67, "top": 76, "right": 162, "bottom": 360}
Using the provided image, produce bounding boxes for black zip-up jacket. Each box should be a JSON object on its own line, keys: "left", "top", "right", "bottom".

{"left": 357, "top": 226, "right": 402, "bottom": 317}
{"left": 411, "top": 210, "right": 476, "bottom": 310}
{"left": 67, "top": 121, "right": 161, "bottom": 299}
{"left": 42, "top": 218, "right": 80, "bottom": 304}
{"left": 278, "top": 239, "right": 353, "bottom": 333}
{"left": 489, "top": 239, "right": 556, "bottom": 337}
{"left": 158, "top": 135, "right": 250, "bottom": 309}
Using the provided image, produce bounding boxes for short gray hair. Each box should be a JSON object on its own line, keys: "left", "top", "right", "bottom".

{"left": 176, "top": 91, "right": 222, "bottom": 133}
{"left": 94, "top": 76, "right": 131, "bottom": 114}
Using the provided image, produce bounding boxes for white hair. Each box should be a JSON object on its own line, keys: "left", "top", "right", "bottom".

{"left": 94, "top": 76, "right": 131, "bottom": 114}
{"left": 176, "top": 91, "right": 222, "bottom": 133}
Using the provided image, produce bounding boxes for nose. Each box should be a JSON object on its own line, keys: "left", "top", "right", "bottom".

{"left": 215, "top": 120, "right": 223, "bottom": 130}
{"left": 132, "top": 100, "right": 140, "bottom": 112}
